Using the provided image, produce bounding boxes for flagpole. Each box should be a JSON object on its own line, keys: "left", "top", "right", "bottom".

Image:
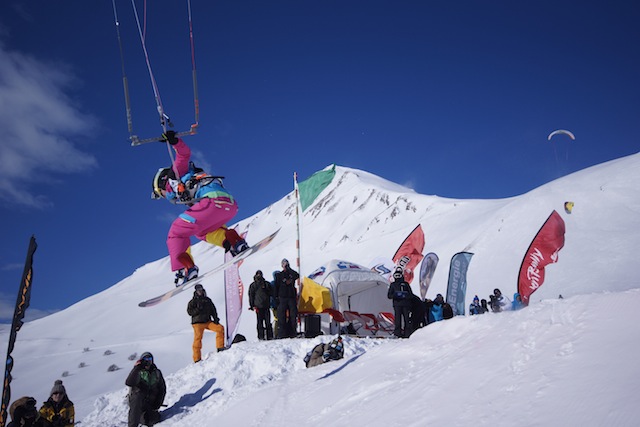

{"left": 1, "top": 236, "right": 37, "bottom": 427}
{"left": 294, "top": 172, "right": 303, "bottom": 334}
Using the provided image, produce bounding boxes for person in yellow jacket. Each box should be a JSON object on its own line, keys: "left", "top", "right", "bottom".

{"left": 39, "top": 380, "right": 74, "bottom": 427}
{"left": 187, "top": 284, "right": 225, "bottom": 362}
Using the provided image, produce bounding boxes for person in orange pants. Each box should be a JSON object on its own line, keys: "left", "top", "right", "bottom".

{"left": 187, "top": 284, "right": 225, "bottom": 362}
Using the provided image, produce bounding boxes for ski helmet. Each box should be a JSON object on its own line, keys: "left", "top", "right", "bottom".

{"left": 140, "top": 352, "right": 154, "bottom": 364}
{"left": 152, "top": 167, "right": 173, "bottom": 199}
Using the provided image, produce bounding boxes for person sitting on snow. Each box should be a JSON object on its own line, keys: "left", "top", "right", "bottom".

{"left": 39, "top": 380, "right": 75, "bottom": 427}
{"left": 469, "top": 295, "right": 486, "bottom": 315}
{"left": 489, "top": 288, "right": 510, "bottom": 312}
{"left": 7, "top": 396, "right": 40, "bottom": 427}
{"left": 512, "top": 292, "right": 525, "bottom": 310}
{"left": 304, "top": 336, "right": 345, "bottom": 368}
{"left": 151, "top": 130, "right": 249, "bottom": 286}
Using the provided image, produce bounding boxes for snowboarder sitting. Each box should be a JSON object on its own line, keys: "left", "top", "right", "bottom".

{"left": 469, "top": 295, "right": 486, "bottom": 315}
{"left": 512, "top": 292, "right": 525, "bottom": 310}
{"left": 151, "top": 130, "right": 249, "bottom": 286}
{"left": 187, "top": 284, "right": 225, "bottom": 362}
{"left": 304, "top": 336, "right": 345, "bottom": 368}
{"left": 8, "top": 396, "right": 40, "bottom": 427}
{"left": 429, "top": 294, "right": 445, "bottom": 322}
{"left": 125, "top": 352, "right": 166, "bottom": 427}
{"left": 489, "top": 288, "right": 510, "bottom": 312}
{"left": 39, "top": 380, "right": 75, "bottom": 427}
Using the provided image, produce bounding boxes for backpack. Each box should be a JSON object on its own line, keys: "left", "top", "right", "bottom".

{"left": 172, "top": 162, "right": 225, "bottom": 204}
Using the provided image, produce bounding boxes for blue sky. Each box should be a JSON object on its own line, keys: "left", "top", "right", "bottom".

{"left": 1, "top": 0, "right": 638, "bottom": 319}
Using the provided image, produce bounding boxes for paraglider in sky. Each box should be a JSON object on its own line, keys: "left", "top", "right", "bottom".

{"left": 548, "top": 129, "right": 575, "bottom": 141}
{"left": 564, "top": 201, "right": 574, "bottom": 214}
{"left": 548, "top": 129, "right": 576, "bottom": 171}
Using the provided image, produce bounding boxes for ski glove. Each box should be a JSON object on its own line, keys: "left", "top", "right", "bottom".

{"left": 162, "top": 130, "right": 178, "bottom": 145}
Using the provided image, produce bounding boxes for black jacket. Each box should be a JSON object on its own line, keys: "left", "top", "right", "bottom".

{"left": 187, "top": 292, "right": 220, "bottom": 324}
{"left": 249, "top": 278, "right": 273, "bottom": 309}
{"left": 388, "top": 279, "right": 415, "bottom": 307}
{"left": 274, "top": 267, "right": 299, "bottom": 299}
{"left": 125, "top": 364, "right": 166, "bottom": 410}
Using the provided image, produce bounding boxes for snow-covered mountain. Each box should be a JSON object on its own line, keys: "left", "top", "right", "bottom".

{"left": 2, "top": 153, "right": 640, "bottom": 426}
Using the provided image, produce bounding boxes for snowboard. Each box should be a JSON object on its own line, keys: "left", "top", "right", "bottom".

{"left": 138, "top": 229, "right": 280, "bottom": 308}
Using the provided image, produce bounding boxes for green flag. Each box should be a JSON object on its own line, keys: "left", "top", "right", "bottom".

{"left": 298, "top": 165, "right": 336, "bottom": 211}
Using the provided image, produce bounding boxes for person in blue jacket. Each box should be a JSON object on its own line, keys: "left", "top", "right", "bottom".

{"left": 429, "top": 294, "right": 445, "bottom": 322}
{"left": 512, "top": 293, "right": 525, "bottom": 310}
{"left": 469, "top": 295, "right": 487, "bottom": 315}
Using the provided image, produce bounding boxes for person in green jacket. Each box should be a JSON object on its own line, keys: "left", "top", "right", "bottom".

{"left": 125, "top": 352, "right": 166, "bottom": 427}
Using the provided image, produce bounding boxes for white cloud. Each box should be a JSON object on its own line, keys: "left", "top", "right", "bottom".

{"left": 0, "top": 42, "right": 98, "bottom": 209}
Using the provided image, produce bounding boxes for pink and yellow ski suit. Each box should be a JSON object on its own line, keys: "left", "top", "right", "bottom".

{"left": 162, "top": 138, "right": 241, "bottom": 271}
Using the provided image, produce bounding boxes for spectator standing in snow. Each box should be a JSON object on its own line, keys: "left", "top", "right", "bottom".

{"left": 387, "top": 268, "right": 415, "bottom": 338}
{"left": 305, "top": 336, "right": 345, "bottom": 368}
{"left": 248, "top": 270, "right": 274, "bottom": 340}
{"left": 39, "top": 380, "right": 74, "bottom": 427}
{"left": 274, "top": 259, "right": 300, "bottom": 339}
{"left": 187, "top": 284, "right": 225, "bottom": 361}
{"left": 125, "top": 352, "right": 166, "bottom": 427}
{"left": 7, "top": 396, "right": 40, "bottom": 427}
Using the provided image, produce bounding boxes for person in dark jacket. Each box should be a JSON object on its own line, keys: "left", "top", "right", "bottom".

{"left": 248, "top": 270, "right": 274, "bottom": 340}
{"left": 274, "top": 259, "right": 300, "bottom": 339}
{"left": 38, "top": 380, "right": 74, "bottom": 427}
{"left": 8, "top": 396, "right": 40, "bottom": 427}
{"left": 387, "top": 268, "right": 415, "bottom": 338}
{"left": 481, "top": 298, "right": 489, "bottom": 313}
{"left": 125, "top": 352, "right": 166, "bottom": 427}
{"left": 187, "top": 284, "right": 225, "bottom": 362}
{"left": 410, "top": 294, "right": 427, "bottom": 330}
{"left": 489, "top": 288, "right": 509, "bottom": 312}
{"left": 304, "top": 336, "right": 345, "bottom": 368}
{"left": 442, "top": 302, "right": 454, "bottom": 319}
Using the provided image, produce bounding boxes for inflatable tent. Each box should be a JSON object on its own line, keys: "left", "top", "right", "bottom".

{"left": 299, "top": 259, "right": 393, "bottom": 335}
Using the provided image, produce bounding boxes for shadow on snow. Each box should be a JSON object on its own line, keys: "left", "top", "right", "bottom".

{"left": 161, "top": 378, "right": 221, "bottom": 421}
{"left": 316, "top": 353, "right": 365, "bottom": 381}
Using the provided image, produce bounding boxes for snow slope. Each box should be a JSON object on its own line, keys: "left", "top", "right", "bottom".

{"left": 2, "top": 152, "right": 640, "bottom": 426}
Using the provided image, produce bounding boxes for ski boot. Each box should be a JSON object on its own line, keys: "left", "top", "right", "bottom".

{"left": 223, "top": 239, "right": 250, "bottom": 256}
{"left": 175, "top": 266, "right": 199, "bottom": 287}
{"left": 232, "top": 239, "right": 250, "bottom": 256}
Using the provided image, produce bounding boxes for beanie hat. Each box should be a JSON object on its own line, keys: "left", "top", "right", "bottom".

{"left": 473, "top": 295, "right": 479, "bottom": 302}
{"left": 194, "top": 284, "right": 204, "bottom": 291}
{"left": 50, "top": 380, "right": 66, "bottom": 397}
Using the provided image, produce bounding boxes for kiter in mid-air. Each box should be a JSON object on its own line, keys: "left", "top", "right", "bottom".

{"left": 152, "top": 130, "right": 249, "bottom": 286}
